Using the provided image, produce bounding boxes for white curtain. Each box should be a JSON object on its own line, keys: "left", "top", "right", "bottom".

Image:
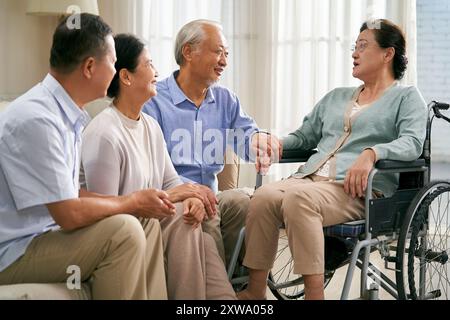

{"left": 260, "top": 0, "right": 417, "bottom": 184}
{"left": 98, "top": 0, "right": 417, "bottom": 187}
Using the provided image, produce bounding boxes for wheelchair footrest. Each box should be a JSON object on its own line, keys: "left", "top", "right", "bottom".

{"left": 324, "top": 236, "right": 356, "bottom": 270}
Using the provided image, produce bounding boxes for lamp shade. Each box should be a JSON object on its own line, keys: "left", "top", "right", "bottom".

{"left": 26, "top": 0, "right": 99, "bottom": 16}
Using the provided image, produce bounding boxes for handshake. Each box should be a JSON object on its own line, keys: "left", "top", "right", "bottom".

{"left": 250, "top": 132, "right": 283, "bottom": 175}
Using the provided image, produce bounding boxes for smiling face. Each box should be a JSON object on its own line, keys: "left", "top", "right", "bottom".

{"left": 188, "top": 25, "right": 229, "bottom": 86}
{"left": 128, "top": 47, "right": 159, "bottom": 100}
{"left": 352, "top": 29, "right": 390, "bottom": 82}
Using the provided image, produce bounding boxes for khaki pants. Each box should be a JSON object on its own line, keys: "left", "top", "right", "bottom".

{"left": 0, "top": 214, "right": 167, "bottom": 300}
{"left": 243, "top": 175, "right": 365, "bottom": 275}
{"left": 160, "top": 203, "right": 236, "bottom": 300}
{"left": 202, "top": 189, "right": 251, "bottom": 269}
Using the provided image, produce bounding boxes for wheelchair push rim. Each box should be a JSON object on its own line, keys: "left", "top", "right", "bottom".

{"left": 396, "top": 180, "right": 450, "bottom": 300}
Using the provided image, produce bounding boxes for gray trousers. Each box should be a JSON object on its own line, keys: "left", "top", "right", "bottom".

{"left": 202, "top": 188, "right": 252, "bottom": 269}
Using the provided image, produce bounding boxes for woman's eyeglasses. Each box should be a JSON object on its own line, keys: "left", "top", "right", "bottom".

{"left": 351, "top": 41, "right": 369, "bottom": 53}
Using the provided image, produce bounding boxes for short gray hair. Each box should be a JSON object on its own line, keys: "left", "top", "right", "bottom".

{"left": 174, "top": 19, "right": 223, "bottom": 66}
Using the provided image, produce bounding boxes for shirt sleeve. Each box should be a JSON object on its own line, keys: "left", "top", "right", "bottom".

{"left": 282, "top": 96, "right": 325, "bottom": 151}
{"left": 371, "top": 87, "right": 427, "bottom": 162}
{"left": 1, "top": 116, "right": 78, "bottom": 210}
{"left": 227, "top": 94, "right": 259, "bottom": 161}
{"left": 81, "top": 131, "right": 121, "bottom": 196}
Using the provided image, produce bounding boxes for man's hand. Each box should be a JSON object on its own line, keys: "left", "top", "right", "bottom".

{"left": 196, "top": 184, "right": 218, "bottom": 218}
{"left": 183, "top": 198, "right": 206, "bottom": 229}
{"left": 167, "top": 183, "right": 217, "bottom": 218}
{"left": 344, "top": 149, "right": 377, "bottom": 198}
{"left": 132, "top": 188, "right": 176, "bottom": 219}
{"left": 251, "top": 133, "right": 283, "bottom": 175}
{"left": 167, "top": 183, "right": 204, "bottom": 203}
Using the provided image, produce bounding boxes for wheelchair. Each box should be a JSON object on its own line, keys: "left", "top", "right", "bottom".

{"left": 227, "top": 101, "right": 450, "bottom": 300}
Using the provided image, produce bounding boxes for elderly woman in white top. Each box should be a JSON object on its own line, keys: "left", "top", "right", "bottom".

{"left": 80, "top": 34, "right": 235, "bottom": 300}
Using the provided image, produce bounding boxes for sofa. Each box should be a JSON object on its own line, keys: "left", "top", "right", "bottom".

{"left": 0, "top": 98, "right": 240, "bottom": 299}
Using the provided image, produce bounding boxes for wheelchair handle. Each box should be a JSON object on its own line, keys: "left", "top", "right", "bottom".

{"left": 432, "top": 100, "right": 450, "bottom": 111}
{"left": 430, "top": 101, "right": 450, "bottom": 123}
{"left": 424, "top": 101, "right": 450, "bottom": 162}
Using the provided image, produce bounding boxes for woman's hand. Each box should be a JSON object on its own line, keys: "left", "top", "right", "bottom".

{"left": 195, "top": 184, "right": 218, "bottom": 218}
{"left": 344, "top": 149, "right": 376, "bottom": 198}
{"left": 183, "top": 198, "right": 206, "bottom": 229}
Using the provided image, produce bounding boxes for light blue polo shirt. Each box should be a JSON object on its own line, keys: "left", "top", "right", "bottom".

{"left": 143, "top": 71, "right": 258, "bottom": 193}
{"left": 0, "top": 74, "right": 90, "bottom": 272}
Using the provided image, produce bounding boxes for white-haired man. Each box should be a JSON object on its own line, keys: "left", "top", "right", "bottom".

{"left": 143, "top": 19, "right": 280, "bottom": 269}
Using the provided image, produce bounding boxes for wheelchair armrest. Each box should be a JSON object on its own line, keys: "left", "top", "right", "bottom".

{"left": 375, "top": 159, "right": 426, "bottom": 170}
{"left": 280, "top": 149, "right": 317, "bottom": 164}
{"left": 255, "top": 149, "right": 317, "bottom": 189}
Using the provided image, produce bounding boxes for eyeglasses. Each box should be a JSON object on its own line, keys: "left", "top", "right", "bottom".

{"left": 351, "top": 41, "right": 369, "bottom": 53}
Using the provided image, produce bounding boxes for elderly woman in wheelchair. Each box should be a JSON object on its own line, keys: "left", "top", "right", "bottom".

{"left": 237, "top": 19, "right": 431, "bottom": 300}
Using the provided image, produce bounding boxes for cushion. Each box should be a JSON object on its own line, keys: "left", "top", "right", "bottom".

{"left": 84, "top": 98, "right": 111, "bottom": 119}
{"left": 0, "top": 101, "right": 10, "bottom": 113}
{"left": 0, "top": 283, "right": 91, "bottom": 300}
{"left": 323, "top": 220, "right": 366, "bottom": 238}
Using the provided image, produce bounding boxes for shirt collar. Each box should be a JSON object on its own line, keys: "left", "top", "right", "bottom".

{"left": 42, "top": 73, "right": 90, "bottom": 129}
{"left": 168, "top": 71, "right": 216, "bottom": 106}
{"left": 205, "top": 86, "right": 216, "bottom": 104}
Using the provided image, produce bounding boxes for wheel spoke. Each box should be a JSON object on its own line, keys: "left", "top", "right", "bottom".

{"left": 395, "top": 183, "right": 450, "bottom": 300}
{"left": 270, "top": 229, "right": 335, "bottom": 300}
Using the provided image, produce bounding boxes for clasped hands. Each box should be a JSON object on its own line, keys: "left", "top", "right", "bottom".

{"left": 167, "top": 183, "right": 218, "bottom": 228}
{"left": 251, "top": 132, "right": 283, "bottom": 175}
{"left": 132, "top": 183, "right": 217, "bottom": 228}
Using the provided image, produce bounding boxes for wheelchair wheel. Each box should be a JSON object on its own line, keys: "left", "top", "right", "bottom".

{"left": 396, "top": 180, "right": 450, "bottom": 300}
{"left": 268, "top": 229, "right": 335, "bottom": 300}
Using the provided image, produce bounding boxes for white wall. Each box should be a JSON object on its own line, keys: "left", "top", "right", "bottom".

{"left": 0, "top": 0, "right": 137, "bottom": 100}
{"left": 417, "top": 0, "right": 450, "bottom": 162}
{"left": 0, "top": 0, "right": 58, "bottom": 101}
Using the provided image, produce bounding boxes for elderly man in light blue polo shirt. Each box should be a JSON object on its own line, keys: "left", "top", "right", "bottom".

{"left": 143, "top": 19, "right": 281, "bottom": 268}
{"left": 0, "top": 14, "right": 173, "bottom": 300}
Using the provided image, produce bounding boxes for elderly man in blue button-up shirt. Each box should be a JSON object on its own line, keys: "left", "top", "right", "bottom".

{"left": 0, "top": 14, "right": 172, "bottom": 299}
{"left": 143, "top": 19, "right": 281, "bottom": 268}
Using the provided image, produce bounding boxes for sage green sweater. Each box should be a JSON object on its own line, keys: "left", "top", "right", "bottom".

{"left": 283, "top": 83, "right": 427, "bottom": 197}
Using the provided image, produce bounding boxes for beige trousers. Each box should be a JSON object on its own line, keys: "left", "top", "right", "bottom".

{"left": 243, "top": 175, "right": 365, "bottom": 275}
{"left": 160, "top": 203, "right": 236, "bottom": 300}
{"left": 202, "top": 189, "right": 251, "bottom": 268}
{"left": 0, "top": 214, "right": 167, "bottom": 300}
